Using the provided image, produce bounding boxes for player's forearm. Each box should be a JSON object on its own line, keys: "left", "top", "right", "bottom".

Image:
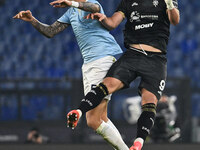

{"left": 30, "top": 18, "right": 56, "bottom": 38}
{"left": 78, "top": 2, "right": 100, "bottom": 13}
{"left": 30, "top": 18, "right": 68, "bottom": 38}
{"left": 30, "top": 18, "right": 54, "bottom": 38}
{"left": 167, "top": 8, "right": 180, "bottom": 25}
{"left": 101, "top": 17, "right": 118, "bottom": 30}
{"left": 101, "top": 12, "right": 123, "bottom": 30}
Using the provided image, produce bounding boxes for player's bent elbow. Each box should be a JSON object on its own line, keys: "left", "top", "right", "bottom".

{"left": 45, "top": 35, "right": 51, "bottom": 38}
{"left": 94, "top": 5, "right": 101, "bottom": 13}
{"left": 45, "top": 34, "right": 54, "bottom": 38}
{"left": 101, "top": 23, "right": 115, "bottom": 31}
{"left": 171, "top": 19, "right": 180, "bottom": 26}
{"left": 173, "top": 22, "right": 179, "bottom": 26}
{"left": 103, "top": 24, "right": 117, "bottom": 31}
{"left": 89, "top": 4, "right": 100, "bottom": 13}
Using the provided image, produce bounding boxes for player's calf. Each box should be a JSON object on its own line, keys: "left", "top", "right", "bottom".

{"left": 130, "top": 103, "right": 156, "bottom": 150}
{"left": 67, "top": 83, "right": 108, "bottom": 129}
{"left": 78, "top": 83, "right": 109, "bottom": 114}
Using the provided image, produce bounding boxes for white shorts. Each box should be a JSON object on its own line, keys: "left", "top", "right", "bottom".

{"left": 82, "top": 56, "right": 116, "bottom": 101}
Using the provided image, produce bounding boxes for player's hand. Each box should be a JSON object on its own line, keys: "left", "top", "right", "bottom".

{"left": 13, "top": 10, "right": 33, "bottom": 22}
{"left": 85, "top": 13, "right": 106, "bottom": 22}
{"left": 164, "top": 0, "right": 174, "bottom": 10}
{"left": 50, "top": 0, "right": 72, "bottom": 8}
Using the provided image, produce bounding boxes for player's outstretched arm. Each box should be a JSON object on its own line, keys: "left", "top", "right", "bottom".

{"left": 86, "top": 12, "right": 124, "bottom": 30}
{"left": 13, "top": 10, "right": 69, "bottom": 38}
{"left": 50, "top": 0, "right": 100, "bottom": 13}
{"left": 164, "top": 0, "right": 180, "bottom": 25}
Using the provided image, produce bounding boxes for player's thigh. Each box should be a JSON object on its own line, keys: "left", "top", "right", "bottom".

{"left": 82, "top": 56, "right": 115, "bottom": 98}
{"left": 105, "top": 51, "right": 138, "bottom": 92}
{"left": 139, "top": 54, "right": 167, "bottom": 101}
{"left": 103, "top": 77, "right": 124, "bottom": 94}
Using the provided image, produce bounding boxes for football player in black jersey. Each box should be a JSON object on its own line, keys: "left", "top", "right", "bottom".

{"left": 67, "top": 0, "right": 179, "bottom": 149}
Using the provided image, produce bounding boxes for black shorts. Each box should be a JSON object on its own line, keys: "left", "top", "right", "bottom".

{"left": 106, "top": 48, "right": 167, "bottom": 100}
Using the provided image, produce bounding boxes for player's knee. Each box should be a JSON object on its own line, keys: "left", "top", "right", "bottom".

{"left": 103, "top": 77, "right": 123, "bottom": 94}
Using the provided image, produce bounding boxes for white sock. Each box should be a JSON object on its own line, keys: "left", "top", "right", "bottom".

{"left": 77, "top": 109, "right": 82, "bottom": 118}
{"left": 106, "top": 119, "right": 123, "bottom": 139}
{"left": 96, "top": 121, "right": 129, "bottom": 150}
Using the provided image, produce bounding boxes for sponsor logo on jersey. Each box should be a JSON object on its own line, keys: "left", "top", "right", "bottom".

{"left": 153, "top": 0, "right": 159, "bottom": 7}
{"left": 141, "top": 15, "right": 159, "bottom": 20}
{"left": 135, "top": 23, "right": 154, "bottom": 30}
{"left": 132, "top": 2, "right": 138, "bottom": 6}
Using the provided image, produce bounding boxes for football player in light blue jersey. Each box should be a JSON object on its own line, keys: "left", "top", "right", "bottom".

{"left": 56, "top": 0, "right": 122, "bottom": 63}
{"left": 13, "top": 0, "right": 128, "bottom": 149}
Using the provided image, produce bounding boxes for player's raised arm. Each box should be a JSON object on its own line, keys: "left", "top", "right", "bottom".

{"left": 13, "top": 10, "right": 69, "bottom": 38}
{"left": 165, "top": 0, "right": 180, "bottom": 25}
{"left": 50, "top": 0, "right": 100, "bottom": 13}
{"left": 86, "top": 12, "right": 124, "bottom": 31}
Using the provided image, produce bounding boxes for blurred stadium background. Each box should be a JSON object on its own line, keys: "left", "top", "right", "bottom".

{"left": 0, "top": 0, "right": 200, "bottom": 149}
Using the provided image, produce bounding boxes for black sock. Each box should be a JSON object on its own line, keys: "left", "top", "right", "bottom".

{"left": 136, "top": 103, "right": 156, "bottom": 141}
{"left": 78, "top": 83, "right": 109, "bottom": 114}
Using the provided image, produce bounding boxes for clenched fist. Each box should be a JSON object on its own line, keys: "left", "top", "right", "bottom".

{"left": 164, "top": 0, "right": 175, "bottom": 10}
{"left": 50, "top": 0, "right": 72, "bottom": 8}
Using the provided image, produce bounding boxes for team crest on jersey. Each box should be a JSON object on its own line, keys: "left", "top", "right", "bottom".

{"left": 153, "top": 0, "right": 159, "bottom": 7}
{"left": 130, "top": 11, "right": 140, "bottom": 22}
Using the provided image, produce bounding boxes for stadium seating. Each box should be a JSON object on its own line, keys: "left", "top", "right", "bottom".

{"left": 0, "top": 0, "right": 199, "bottom": 82}
{"left": 0, "top": 0, "right": 199, "bottom": 120}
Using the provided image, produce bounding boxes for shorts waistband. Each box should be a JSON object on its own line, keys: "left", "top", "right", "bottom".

{"left": 128, "top": 46, "right": 165, "bottom": 56}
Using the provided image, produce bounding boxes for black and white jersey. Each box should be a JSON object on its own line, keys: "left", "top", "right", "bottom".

{"left": 116, "top": 0, "right": 178, "bottom": 53}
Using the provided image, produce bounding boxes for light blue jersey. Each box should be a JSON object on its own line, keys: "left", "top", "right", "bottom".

{"left": 57, "top": 0, "right": 122, "bottom": 64}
